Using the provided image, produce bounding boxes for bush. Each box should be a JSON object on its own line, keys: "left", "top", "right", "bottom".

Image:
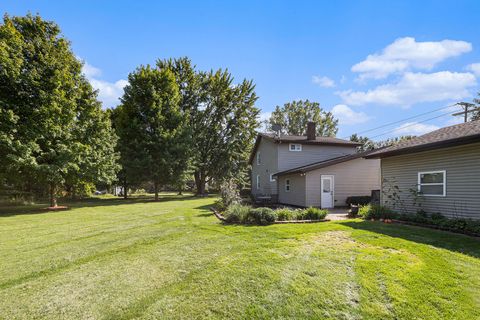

{"left": 301, "top": 207, "right": 328, "bottom": 220}
{"left": 346, "top": 196, "right": 372, "bottom": 206}
{"left": 224, "top": 204, "right": 250, "bottom": 223}
{"left": 275, "top": 208, "right": 297, "bottom": 221}
{"left": 247, "top": 207, "right": 276, "bottom": 225}
{"left": 358, "top": 204, "right": 397, "bottom": 220}
{"left": 396, "top": 211, "right": 480, "bottom": 235}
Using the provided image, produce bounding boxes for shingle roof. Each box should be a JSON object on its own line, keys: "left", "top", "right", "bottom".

{"left": 248, "top": 133, "right": 361, "bottom": 165}
{"left": 366, "top": 120, "right": 480, "bottom": 158}
{"left": 258, "top": 133, "right": 362, "bottom": 146}
{"left": 273, "top": 149, "right": 377, "bottom": 176}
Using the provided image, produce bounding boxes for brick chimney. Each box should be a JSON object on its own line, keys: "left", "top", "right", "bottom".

{"left": 306, "top": 122, "right": 316, "bottom": 140}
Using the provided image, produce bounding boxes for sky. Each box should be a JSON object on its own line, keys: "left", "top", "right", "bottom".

{"left": 2, "top": 0, "right": 480, "bottom": 140}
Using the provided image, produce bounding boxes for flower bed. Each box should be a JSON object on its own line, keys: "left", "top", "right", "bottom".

{"left": 212, "top": 205, "right": 329, "bottom": 225}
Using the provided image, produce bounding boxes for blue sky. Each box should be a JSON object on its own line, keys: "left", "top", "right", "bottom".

{"left": 3, "top": 0, "right": 480, "bottom": 140}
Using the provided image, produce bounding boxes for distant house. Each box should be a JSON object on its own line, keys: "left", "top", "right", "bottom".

{"left": 366, "top": 120, "right": 480, "bottom": 219}
{"left": 249, "top": 122, "right": 381, "bottom": 208}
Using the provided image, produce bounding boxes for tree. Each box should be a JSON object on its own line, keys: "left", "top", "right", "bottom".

{"left": 116, "top": 66, "right": 190, "bottom": 200}
{"left": 267, "top": 100, "right": 338, "bottom": 136}
{"left": 349, "top": 134, "right": 415, "bottom": 152}
{"left": 158, "top": 58, "right": 259, "bottom": 195}
{"left": 0, "top": 14, "right": 119, "bottom": 206}
{"left": 471, "top": 92, "right": 480, "bottom": 121}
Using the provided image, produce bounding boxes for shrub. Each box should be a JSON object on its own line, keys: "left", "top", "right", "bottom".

{"left": 301, "top": 207, "right": 328, "bottom": 220}
{"left": 346, "top": 196, "right": 372, "bottom": 206}
{"left": 358, "top": 204, "right": 397, "bottom": 220}
{"left": 247, "top": 207, "right": 276, "bottom": 225}
{"left": 224, "top": 204, "right": 250, "bottom": 223}
{"left": 275, "top": 208, "right": 297, "bottom": 221}
{"left": 396, "top": 211, "right": 480, "bottom": 236}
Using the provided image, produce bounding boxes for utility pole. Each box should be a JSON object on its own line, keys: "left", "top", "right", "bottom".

{"left": 452, "top": 102, "right": 479, "bottom": 123}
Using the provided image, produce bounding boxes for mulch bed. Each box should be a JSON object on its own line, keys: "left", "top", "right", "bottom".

{"left": 391, "top": 219, "right": 480, "bottom": 238}
{"left": 210, "top": 207, "right": 330, "bottom": 224}
{"left": 44, "top": 206, "right": 69, "bottom": 211}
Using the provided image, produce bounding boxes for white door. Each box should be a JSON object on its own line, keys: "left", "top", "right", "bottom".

{"left": 321, "top": 175, "right": 334, "bottom": 208}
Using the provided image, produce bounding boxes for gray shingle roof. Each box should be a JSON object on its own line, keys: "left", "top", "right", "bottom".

{"left": 366, "top": 120, "right": 480, "bottom": 158}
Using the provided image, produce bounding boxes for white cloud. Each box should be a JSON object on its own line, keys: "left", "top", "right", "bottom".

{"left": 466, "top": 63, "right": 480, "bottom": 76}
{"left": 331, "top": 104, "right": 370, "bottom": 125}
{"left": 82, "top": 61, "right": 102, "bottom": 78}
{"left": 81, "top": 61, "right": 127, "bottom": 108}
{"left": 393, "top": 122, "right": 440, "bottom": 136}
{"left": 352, "top": 37, "right": 472, "bottom": 80}
{"left": 312, "top": 75, "right": 335, "bottom": 88}
{"left": 338, "top": 71, "right": 476, "bottom": 106}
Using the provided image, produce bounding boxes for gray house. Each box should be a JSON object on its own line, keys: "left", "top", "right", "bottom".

{"left": 250, "top": 123, "right": 381, "bottom": 208}
{"left": 366, "top": 120, "right": 480, "bottom": 219}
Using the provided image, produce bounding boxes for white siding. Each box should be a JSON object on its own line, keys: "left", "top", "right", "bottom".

{"left": 305, "top": 158, "right": 381, "bottom": 207}
{"left": 381, "top": 142, "right": 480, "bottom": 219}
{"left": 277, "top": 143, "right": 356, "bottom": 171}
{"left": 277, "top": 174, "right": 306, "bottom": 207}
{"left": 251, "top": 138, "right": 278, "bottom": 196}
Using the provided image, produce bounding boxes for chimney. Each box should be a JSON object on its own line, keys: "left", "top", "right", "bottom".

{"left": 306, "top": 122, "right": 316, "bottom": 140}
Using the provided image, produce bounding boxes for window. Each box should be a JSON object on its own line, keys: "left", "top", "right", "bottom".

{"left": 285, "top": 179, "right": 290, "bottom": 192}
{"left": 256, "top": 175, "right": 260, "bottom": 189}
{"left": 418, "top": 170, "right": 446, "bottom": 196}
{"left": 256, "top": 152, "right": 261, "bottom": 165}
{"left": 270, "top": 174, "right": 276, "bottom": 182}
{"left": 289, "top": 143, "right": 302, "bottom": 152}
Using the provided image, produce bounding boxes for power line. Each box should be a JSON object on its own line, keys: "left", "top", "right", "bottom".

{"left": 343, "top": 103, "right": 457, "bottom": 139}
{"left": 367, "top": 111, "right": 454, "bottom": 140}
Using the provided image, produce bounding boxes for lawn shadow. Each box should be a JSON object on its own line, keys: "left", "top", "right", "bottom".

{"left": 340, "top": 220, "right": 480, "bottom": 259}
{"left": 0, "top": 194, "right": 211, "bottom": 217}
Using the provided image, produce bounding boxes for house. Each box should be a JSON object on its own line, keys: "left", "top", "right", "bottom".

{"left": 366, "top": 120, "right": 480, "bottom": 219}
{"left": 249, "top": 122, "right": 381, "bottom": 208}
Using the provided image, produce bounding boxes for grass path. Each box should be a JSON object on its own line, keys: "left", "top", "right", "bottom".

{"left": 0, "top": 195, "right": 479, "bottom": 319}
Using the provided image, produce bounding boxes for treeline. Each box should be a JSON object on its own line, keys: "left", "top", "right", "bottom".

{"left": 0, "top": 14, "right": 259, "bottom": 206}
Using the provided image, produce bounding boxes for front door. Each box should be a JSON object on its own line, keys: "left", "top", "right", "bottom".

{"left": 321, "top": 175, "right": 334, "bottom": 208}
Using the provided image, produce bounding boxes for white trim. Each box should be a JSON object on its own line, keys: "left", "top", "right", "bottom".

{"left": 285, "top": 179, "right": 290, "bottom": 192}
{"left": 417, "top": 170, "right": 446, "bottom": 197}
{"left": 270, "top": 173, "right": 276, "bottom": 182}
{"left": 320, "top": 175, "right": 335, "bottom": 209}
{"left": 289, "top": 143, "right": 302, "bottom": 152}
{"left": 256, "top": 152, "right": 261, "bottom": 165}
{"left": 256, "top": 175, "right": 260, "bottom": 189}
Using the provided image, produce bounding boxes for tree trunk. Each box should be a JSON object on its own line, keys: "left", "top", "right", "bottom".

{"left": 123, "top": 177, "right": 128, "bottom": 199}
{"left": 194, "top": 171, "right": 206, "bottom": 196}
{"left": 49, "top": 182, "right": 57, "bottom": 207}
{"left": 154, "top": 181, "right": 159, "bottom": 201}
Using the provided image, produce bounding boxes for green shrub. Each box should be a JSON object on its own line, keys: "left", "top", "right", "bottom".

{"left": 224, "top": 204, "right": 250, "bottom": 223}
{"left": 358, "top": 204, "right": 397, "bottom": 220}
{"left": 247, "top": 207, "right": 276, "bottom": 225}
{"left": 396, "top": 211, "right": 480, "bottom": 235}
{"left": 301, "top": 207, "right": 328, "bottom": 220}
{"left": 275, "top": 208, "right": 297, "bottom": 221}
{"left": 346, "top": 196, "right": 371, "bottom": 206}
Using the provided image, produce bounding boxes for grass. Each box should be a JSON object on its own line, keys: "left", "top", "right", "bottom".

{"left": 0, "top": 194, "right": 479, "bottom": 319}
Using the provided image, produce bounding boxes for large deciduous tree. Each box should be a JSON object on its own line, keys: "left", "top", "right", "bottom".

{"left": 0, "top": 14, "right": 119, "bottom": 206}
{"left": 115, "top": 66, "right": 190, "bottom": 200}
{"left": 158, "top": 58, "right": 259, "bottom": 195}
{"left": 267, "top": 100, "right": 338, "bottom": 136}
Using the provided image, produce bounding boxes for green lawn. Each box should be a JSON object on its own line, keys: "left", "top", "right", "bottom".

{"left": 0, "top": 195, "right": 479, "bottom": 319}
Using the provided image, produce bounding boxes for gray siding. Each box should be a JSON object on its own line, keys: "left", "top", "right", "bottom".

{"left": 381, "top": 142, "right": 480, "bottom": 219}
{"left": 277, "top": 174, "right": 306, "bottom": 207}
{"left": 277, "top": 143, "right": 356, "bottom": 171}
{"left": 251, "top": 138, "right": 278, "bottom": 196}
{"left": 305, "top": 158, "right": 381, "bottom": 207}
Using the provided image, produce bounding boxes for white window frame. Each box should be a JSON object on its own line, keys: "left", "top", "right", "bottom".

{"left": 256, "top": 175, "right": 260, "bottom": 189}
{"left": 289, "top": 143, "right": 302, "bottom": 152}
{"left": 270, "top": 174, "right": 276, "bottom": 182}
{"left": 256, "top": 152, "right": 261, "bottom": 165}
{"left": 418, "top": 170, "right": 446, "bottom": 197}
{"left": 285, "top": 179, "right": 290, "bottom": 192}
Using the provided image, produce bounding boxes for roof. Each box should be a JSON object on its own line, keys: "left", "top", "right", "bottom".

{"left": 366, "top": 120, "right": 480, "bottom": 159}
{"left": 248, "top": 132, "right": 361, "bottom": 164}
{"left": 273, "top": 149, "right": 376, "bottom": 177}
